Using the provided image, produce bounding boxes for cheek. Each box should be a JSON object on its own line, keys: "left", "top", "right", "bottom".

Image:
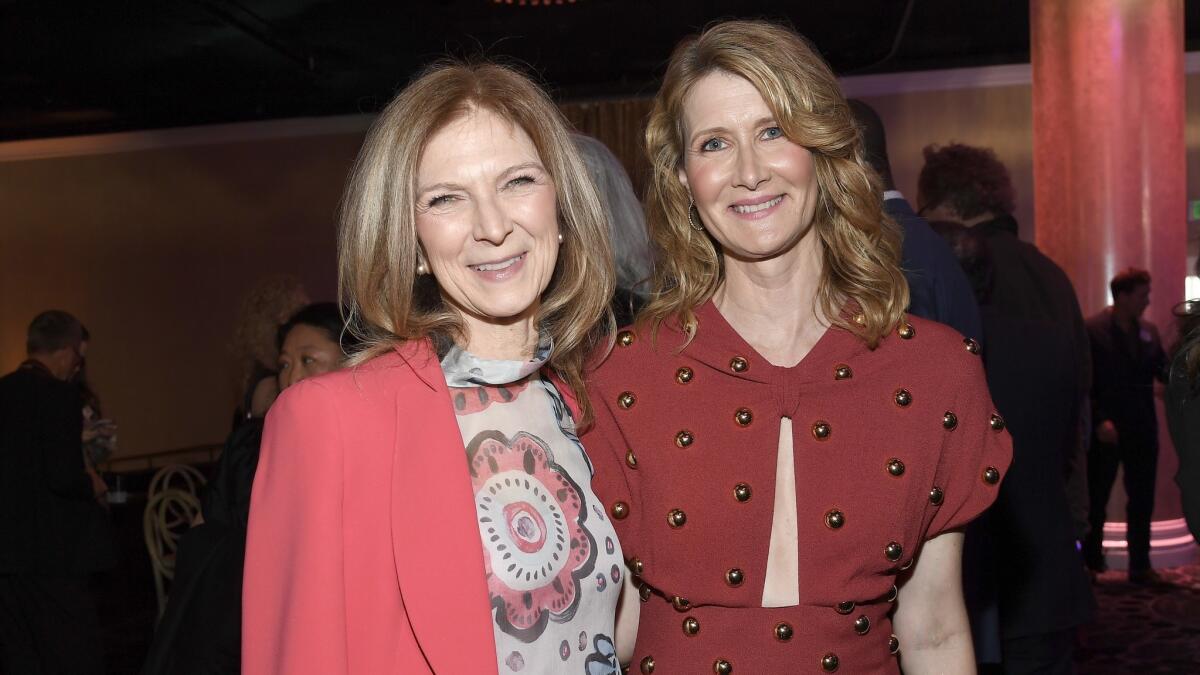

{"left": 684, "top": 160, "right": 726, "bottom": 205}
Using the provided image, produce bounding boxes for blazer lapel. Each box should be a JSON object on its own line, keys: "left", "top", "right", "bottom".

{"left": 390, "top": 340, "right": 498, "bottom": 674}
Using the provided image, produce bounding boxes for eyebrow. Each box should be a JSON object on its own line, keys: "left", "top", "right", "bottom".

{"left": 416, "top": 161, "right": 547, "bottom": 196}
{"left": 688, "top": 116, "right": 779, "bottom": 146}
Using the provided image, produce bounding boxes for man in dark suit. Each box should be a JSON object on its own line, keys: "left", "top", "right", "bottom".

{"left": 0, "top": 310, "right": 107, "bottom": 675}
{"left": 848, "top": 100, "right": 982, "bottom": 341}
{"left": 1084, "top": 268, "right": 1168, "bottom": 584}
{"left": 918, "top": 144, "right": 1094, "bottom": 674}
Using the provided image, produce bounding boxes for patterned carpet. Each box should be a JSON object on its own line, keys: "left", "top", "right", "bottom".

{"left": 1076, "top": 563, "right": 1200, "bottom": 674}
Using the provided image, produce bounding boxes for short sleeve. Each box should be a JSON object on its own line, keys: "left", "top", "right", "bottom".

{"left": 927, "top": 352, "right": 1013, "bottom": 539}
{"left": 581, "top": 382, "right": 641, "bottom": 553}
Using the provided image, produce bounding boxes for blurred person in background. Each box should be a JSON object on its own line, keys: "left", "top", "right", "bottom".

{"left": 573, "top": 133, "right": 654, "bottom": 326}
{"left": 143, "top": 303, "right": 355, "bottom": 675}
{"left": 0, "top": 311, "right": 111, "bottom": 675}
{"left": 229, "top": 275, "right": 309, "bottom": 427}
{"left": 928, "top": 219, "right": 1094, "bottom": 674}
{"left": 1084, "top": 268, "right": 1168, "bottom": 584}
{"left": 1167, "top": 287, "right": 1200, "bottom": 544}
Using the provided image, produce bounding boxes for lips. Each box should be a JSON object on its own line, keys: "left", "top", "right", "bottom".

{"left": 470, "top": 253, "right": 525, "bottom": 272}
{"left": 730, "top": 195, "right": 784, "bottom": 215}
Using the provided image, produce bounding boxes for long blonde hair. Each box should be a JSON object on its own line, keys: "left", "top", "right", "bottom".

{"left": 338, "top": 61, "right": 614, "bottom": 422}
{"left": 641, "top": 20, "right": 908, "bottom": 346}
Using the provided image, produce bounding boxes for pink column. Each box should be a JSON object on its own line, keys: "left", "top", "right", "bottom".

{"left": 1032, "top": 0, "right": 1190, "bottom": 565}
{"left": 1032, "top": 0, "right": 1185, "bottom": 335}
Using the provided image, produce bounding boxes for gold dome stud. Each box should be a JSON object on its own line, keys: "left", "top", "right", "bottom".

{"left": 629, "top": 557, "right": 644, "bottom": 576}
{"left": 713, "top": 659, "right": 733, "bottom": 675}
{"left": 897, "top": 323, "right": 915, "bottom": 339}
{"left": 625, "top": 449, "right": 638, "bottom": 469}
{"left": 676, "top": 366, "right": 694, "bottom": 384}
{"left": 617, "top": 330, "right": 635, "bottom": 347}
{"left": 835, "top": 600, "right": 855, "bottom": 615}
{"left": 964, "top": 337, "right": 981, "bottom": 354}
{"left": 894, "top": 389, "right": 912, "bottom": 407}
{"left": 668, "top": 509, "right": 687, "bottom": 528}
{"left": 610, "top": 502, "right": 629, "bottom": 520}
{"left": 674, "top": 430, "right": 694, "bottom": 448}
{"left": 672, "top": 596, "right": 691, "bottom": 612}
{"left": 725, "top": 568, "right": 744, "bottom": 587}
{"left": 834, "top": 364, "right": 853, "bottom": 380}
{"left": 885, "top": 541, "right": 903, "bottom": 562}
{"left": 990, "top": 413, "right": 1006, "bottom": 431}
{"left": 638, "top": 583, "right": 652, "bottom": 602}
{"left": 853, "top": 615, "right": 870, "bottom": 635}
{"left": 887, "top": 458, "right": 905, "bottom": 477}
{"left": 734, "top": 483, "right": 752, "bottom": 502}
{"left": 640, "top": 655, "right": 656, "bottom": 673}
{"left": 822, "top": 653, "right": 840, "bottom": 672}
{"left": 682, "top": 616, "right": 700, "bottom": 636}
{"left": 729, "top": 356, "right": 749, "bottom": 373}
{"left": 824, "top": 509, "right": 845, "bottom": 530}
{"left": 983, "top": 466, "right": 1001, "bottom": 485}
{"left": 618, "top": 391, "right": 636, "bottom": 409}
{"left": 734, "top": 408, "right": 753, "bottom": 427}
{"left": 929, "top": 486, "right": 944, "bottom": 505}
{"left": 812, "top": 420, "right": 832, "bottom": 440}
{"left": 774, "top": 622, "right": 794, "bottom": 641}
{"left": 889, "top": 634, "right": 900, "bottom": 654}
{"left": 942, "top": 411, "right": 958, "bottom": 430}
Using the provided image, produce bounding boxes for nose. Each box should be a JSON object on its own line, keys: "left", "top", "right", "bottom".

{"left": 473, "top": 193, "right": 513, "bottom": 245}
{"left": 279, "top": 368, "right": 295, "bottom": 391}
{"left": 734, "top": 144, "right": 768, "bottom": 190}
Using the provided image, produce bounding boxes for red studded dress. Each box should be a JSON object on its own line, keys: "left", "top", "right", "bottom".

{"left": 583, "top": 301, "right": 1012, "bottom": 674}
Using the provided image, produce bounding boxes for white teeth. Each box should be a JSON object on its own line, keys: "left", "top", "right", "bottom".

{"left": 472, "top": 254, "right": 523, "bottom": 272}
{"left": 732, "top": 196, "right": 783, "bottom": 214}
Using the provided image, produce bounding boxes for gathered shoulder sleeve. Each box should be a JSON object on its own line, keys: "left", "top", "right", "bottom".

{"left": 926, "top": 345, "right": 1013, "bottom": 539}
{"left": 243, "top": 380, "right": 349, "bottom": 675}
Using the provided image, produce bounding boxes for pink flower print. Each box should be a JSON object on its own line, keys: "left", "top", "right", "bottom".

{"left": 468, "top": 430, "right": 597, "bottom": 642}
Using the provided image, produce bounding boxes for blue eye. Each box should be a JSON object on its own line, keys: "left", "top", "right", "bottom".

{"left": 701, "top": 138, "right": 725, "bottom": 152}
{"left": 762, "top": 127, "right": 783, "bottom": 140}
{"left": 426, "top": 194, "right": 455, "bottom": 208}
{"left": 506, "top": 174, "right": 535, "bottom": 188}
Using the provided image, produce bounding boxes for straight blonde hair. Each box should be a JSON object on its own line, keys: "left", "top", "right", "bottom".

{"left": 641, "top": 20, "right": 908, "bottom": 346}
{"left": 338, "top": 61, "right": 615, "bottom": 423}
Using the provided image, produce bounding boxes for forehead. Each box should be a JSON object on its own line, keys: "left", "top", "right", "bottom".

{"left": 681, "top": 70, "right": 772, "bottom": 132}
{"left": 418, "top": 107, "right": 541, "bottom": 177}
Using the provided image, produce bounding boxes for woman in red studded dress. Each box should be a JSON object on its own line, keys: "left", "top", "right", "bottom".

{"left": 584, "top": 21, "right": 1012, "bottom": 674}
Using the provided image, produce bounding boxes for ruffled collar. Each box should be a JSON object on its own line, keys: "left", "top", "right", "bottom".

{"left": 440, "top": 333, "right": 552, "bottom": 388}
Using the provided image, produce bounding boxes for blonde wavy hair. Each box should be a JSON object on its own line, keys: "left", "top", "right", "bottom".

{"left": 338, "top": 60, "right": 615, "bottom": 423}
{"left": 641, "top": 20, "right": 908, "bottom": 347}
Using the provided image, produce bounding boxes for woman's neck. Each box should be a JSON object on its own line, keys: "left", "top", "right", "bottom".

{"left": 714, "top": 236, "right": 829, "bottom": 368}
{"left": 461, "top": 315, "right": 540, "bottom": 361}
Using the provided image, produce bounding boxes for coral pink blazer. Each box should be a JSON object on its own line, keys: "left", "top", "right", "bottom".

{"left": 244, "top": 340, "right": 565, "bottom": 674}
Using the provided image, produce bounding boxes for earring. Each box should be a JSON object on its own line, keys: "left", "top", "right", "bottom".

{"left": 557, "top": 232, "right": 564, "bottom": 244}
{"left": 687, "top": 197, "right": 704, "bottom": 232}
{"left": 416, "top": 261, "right": 428, "bottom": 275}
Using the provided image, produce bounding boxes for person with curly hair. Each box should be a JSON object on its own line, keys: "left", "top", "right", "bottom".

{"left": 585, "top": 21, "right": 1011, "bottom": 673}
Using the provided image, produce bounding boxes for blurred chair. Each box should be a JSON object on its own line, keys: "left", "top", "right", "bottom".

{"left": 147, "top": 463, "right": 206, "bottom": 503}
{"left": 144, "top": 462, "right": 206, "bottom": 618}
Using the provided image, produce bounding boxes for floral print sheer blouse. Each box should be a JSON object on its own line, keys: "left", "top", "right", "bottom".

{"left": 441, "top": 340, "right": 624, "bottom": 674}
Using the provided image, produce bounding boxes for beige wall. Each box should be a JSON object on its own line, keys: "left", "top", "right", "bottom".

{"left": 1, "top": 131, "right": 363, "bottom": 458}
{"left": 2, "top": 63, "right": 1198, "bottom": 462}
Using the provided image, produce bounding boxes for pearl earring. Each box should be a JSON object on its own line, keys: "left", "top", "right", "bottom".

{"left": 416, "top": 261, "right": 427, "bottom": 275}
{"left": 557, "top": 233, "right": 564, "bottom": 244}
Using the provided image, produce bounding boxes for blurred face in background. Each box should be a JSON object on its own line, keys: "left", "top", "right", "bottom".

{"left": 1116, "top": 283, "right": 1152, "bottom": 320}
{"left": 277, "top": 324, "right": 342, "bottom": 390}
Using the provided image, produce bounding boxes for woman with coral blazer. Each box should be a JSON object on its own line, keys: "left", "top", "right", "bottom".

{"left": 243, "top": 60, "right": 621, "bottom": 674}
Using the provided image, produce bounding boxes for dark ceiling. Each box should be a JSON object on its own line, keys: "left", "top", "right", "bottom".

{"left": 4, "top": 0, "right": 1199, "bottom": 142}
